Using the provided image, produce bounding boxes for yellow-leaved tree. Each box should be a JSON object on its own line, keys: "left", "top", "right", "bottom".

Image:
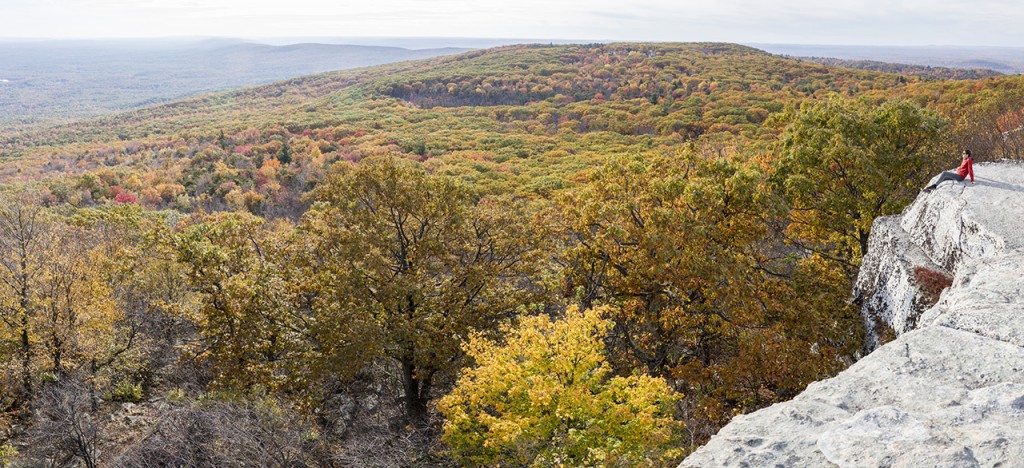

{"left": 438, "top": 306, "right": 681, "bottom": 467}
{"left": 0, "top": 195, "right": 136, "bottom": 412}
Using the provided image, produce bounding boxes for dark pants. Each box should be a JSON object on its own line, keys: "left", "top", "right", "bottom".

{"left": 928, "top": 171, "right": 964, "bottom": 188}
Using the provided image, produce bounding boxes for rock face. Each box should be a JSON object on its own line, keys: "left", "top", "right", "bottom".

{"left": 682, "top": 162, "right": 1024, "bottom": 467}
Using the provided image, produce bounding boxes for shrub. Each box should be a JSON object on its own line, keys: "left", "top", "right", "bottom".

{"left": 113, "top": 396, "right": 316, "bottom": 466}
{"left": 166, "top": 388, "right": 187, "bottom": 404}
{"left": 914, "top": 266, "right": 953, "bottom": 307}
{"left": 27, "top": 379, "right": 100, "bottom": 468}
{"left": 0, "top": 443, "right": 16, "bottom": 465}
{"left": 109, "top": 380, "right": 144, "bottom": 403}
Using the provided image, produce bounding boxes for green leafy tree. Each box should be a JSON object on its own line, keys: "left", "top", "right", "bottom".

{"left": 773, "top": 96, "right": 951, "bottom": 272}
{"left": 276, "top": 138, "right": 292, "bottom": 165}
{"left": 438, "top": 305, "right": 680, "bottom": 467}
{"left": 302, "top": 157, "right": 550, "bottom": 423}
{"left": 171, "top": 212, "right": 307, "bottom": 390}
{"left": 558, "top": 150, "right": 863, "bottom": 444}
{"left": 560, "top": 150, "right": 777, "bottom": 376}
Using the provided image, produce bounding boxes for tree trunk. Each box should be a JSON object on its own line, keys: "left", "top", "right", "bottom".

{"left": 20, "top": 323, "right": 32, "bottom": 405}
{"left": 858, "top": 228, "right": 871, "bottom": 260}
{"left": 401, "top": 358, "right": 429, "bottom": 425}
{"left": 18, "top": 261, "right": 33, "bottom": 408}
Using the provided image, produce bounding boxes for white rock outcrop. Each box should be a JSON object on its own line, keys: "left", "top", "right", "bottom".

{"left": 682, "top": 162, "right": 1024, "bottom": 467}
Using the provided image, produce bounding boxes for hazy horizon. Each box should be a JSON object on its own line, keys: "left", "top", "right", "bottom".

{"left": 5, "top": 0, "right": 1024, "bottom": 47}
{"left": 4, "top": 36, "right": 1024, "bottom": 51}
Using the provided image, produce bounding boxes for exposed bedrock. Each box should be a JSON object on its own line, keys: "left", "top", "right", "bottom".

{"left": 682, "top": 162, "right": 1024, "bottom": 467}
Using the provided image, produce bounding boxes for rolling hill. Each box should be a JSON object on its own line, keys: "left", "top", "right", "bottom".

{"left": 0, "top": 38, "right": 467, "bottom": 125}
{"left": 2, "top": 42, "right": 1022, "bottom": 210}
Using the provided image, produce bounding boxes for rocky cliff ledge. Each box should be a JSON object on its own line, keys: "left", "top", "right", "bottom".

{"left": 682, "top": 162, "right": 1024, "bottom": 467}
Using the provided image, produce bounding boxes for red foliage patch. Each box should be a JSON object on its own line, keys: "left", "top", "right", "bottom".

{"left": 113, "top": 192, "right": 138, "bottom": 204}
{"left": 914, "top": 266, "right": 953, "bottom": 307}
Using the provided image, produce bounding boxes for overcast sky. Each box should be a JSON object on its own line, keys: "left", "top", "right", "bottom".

{"left": 4, "top": 0, "right": 1024, "bottom": 46}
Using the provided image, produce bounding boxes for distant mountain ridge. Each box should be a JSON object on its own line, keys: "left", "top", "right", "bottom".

{"left": 0, "top": 39, "right": 468, "bottom": 126}
{"left": 5, "top": 38, "right": 1023, "bottom": 128}
{"left": 749, "top": 43, "right": 1024, "bottom": 74}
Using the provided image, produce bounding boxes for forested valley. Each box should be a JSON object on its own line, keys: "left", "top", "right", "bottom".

{"left": 2, "top": 42, "right": 1024, "bottom": 466}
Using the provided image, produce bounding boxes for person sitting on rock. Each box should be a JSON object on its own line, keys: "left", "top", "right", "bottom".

{"left": 923, "top": 149, "right": 975, "bottom": 192}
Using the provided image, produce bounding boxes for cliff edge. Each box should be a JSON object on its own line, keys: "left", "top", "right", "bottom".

{"left": 682, "top": 162, "right": 1024, "bottom": 467}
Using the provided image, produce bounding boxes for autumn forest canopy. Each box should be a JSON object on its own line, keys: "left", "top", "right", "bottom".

{"left": 2, "top": 42, "right": 1024, "bottom": 466}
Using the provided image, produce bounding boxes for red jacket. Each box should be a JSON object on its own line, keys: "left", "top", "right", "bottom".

{"left": 956, "top": 157, "right": 974, "bottom": 182}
